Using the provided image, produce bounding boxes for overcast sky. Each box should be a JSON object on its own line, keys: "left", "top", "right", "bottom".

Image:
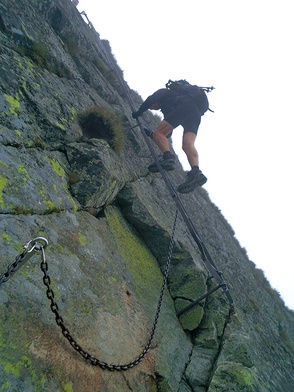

{"left": 77, "top": 0, "right": 294, "bottom": 310}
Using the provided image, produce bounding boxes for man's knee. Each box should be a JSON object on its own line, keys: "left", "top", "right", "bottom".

{"left": 153, "top": 129, "right": 163, "bottom": 139}
{"left": 182, "top": 140, "right": 192, "bottom": 154}
{"left": 182, "top": 140, "right": 198, "bottom": 158}
{"left": 182, "top": 132, "right": 196, "bottom": 152}
{"left": 155, "top": 121, "right": 173, "bottom": 135}
{"left": 182, "top": 140, "right": 187, "bottom": 151}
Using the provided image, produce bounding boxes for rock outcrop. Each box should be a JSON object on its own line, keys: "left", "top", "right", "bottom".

{"left": 0, "top": 1, "right": 293, "bottom": 391}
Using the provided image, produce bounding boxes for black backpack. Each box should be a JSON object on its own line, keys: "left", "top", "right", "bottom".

{"left": 165, "top": 79, "right": 214, "bottom": 115}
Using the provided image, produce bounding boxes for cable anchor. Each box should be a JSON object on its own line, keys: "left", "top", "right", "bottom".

{"left": 0, "top": 237, "right": 48, "bottom": 286}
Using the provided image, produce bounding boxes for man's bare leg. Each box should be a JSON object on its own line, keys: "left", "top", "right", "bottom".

{"left": 182, "top": 132, "right": 199, "bottom": 168}
{"left": 152, "top": 120, "right": 174, "bottom": 153}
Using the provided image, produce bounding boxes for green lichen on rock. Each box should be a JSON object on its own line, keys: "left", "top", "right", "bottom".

{"left": 210, "top": 363, "right": 257, "bottom": 391}
{"left": 0, "top": 176, "right": 8, "bottom": 206}
{"left": 38, "top": 185, "right": 56, "bottom": 211}
{"left": 0, "top": 160, "right": 8, "bottom": 167}
{"left": 1, "top": 233, "right": 11, "bottom": 244}
{"left": 77, "top": 232, "right": 87, "bottom": 246}
{"left": 0, "top": 0, "right": 293, "bottom": 389}
{"left": 46, "top": 157, "right": 66, "bottom": 177}
{"left": 105, "top": 205, "right": 162, "bottom": 299}
{"left": 0, "top": 311, "right": 48, "bottom": 392}
{"left": 16, "top": 164, "right": 28, "bottom": 181}
{"left": 175, "top": 298, "right": 204, "bottom": 331}
{"left": 4, "top": 93, "right": 21, "bottom": 115}
{"left": 62, "top": 382, "right": 74, "bottom": 392}
{"left": 56, "top": 121, "right": 65, "bottom": 130}
{"left": 169, "top": 262, "right": 206, "bottom": 301}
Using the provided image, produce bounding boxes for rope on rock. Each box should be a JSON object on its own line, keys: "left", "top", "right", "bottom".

{"left": 1, "top": 209, "right": 179, "bottom": 371}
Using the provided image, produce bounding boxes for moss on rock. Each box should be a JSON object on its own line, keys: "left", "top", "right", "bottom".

{"left": 210, "top": 363, "right": 257, "bottom": 391}
{"left": 175, "top": 299, "right": 204, "bottom": 331}
{"left": 105, "top": 205, "right": 162, "bottom": 300}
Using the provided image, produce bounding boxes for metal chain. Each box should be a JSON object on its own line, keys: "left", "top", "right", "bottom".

{"left": 0, "top": 237, "right": 48, "bottom": 286}
{"left": 0, "top": 212, "right": 178, "bottom": 371}
{"left": 40, "top": 209, "right": 179, "bottom": 371}
{"left": 0, "top": 252, "right": 26, "bottom": 285}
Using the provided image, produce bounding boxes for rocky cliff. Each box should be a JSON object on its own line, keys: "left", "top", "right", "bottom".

{"left": 0, "top": 1, "right": 293, "bottom": 391}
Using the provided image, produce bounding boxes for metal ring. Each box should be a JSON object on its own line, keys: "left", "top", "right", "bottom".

{"left": 32, "top": 237, "right": 48, "bottom": 249}
{"left": 24, "top": 237, "right": 48, "bottom": 252}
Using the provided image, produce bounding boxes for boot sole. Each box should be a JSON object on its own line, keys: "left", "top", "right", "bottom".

{"left": 148, "top": 161, "right": 175, "bottom": 173}
{"left": 178, "top": 177, "right": 207, "bottom": 193}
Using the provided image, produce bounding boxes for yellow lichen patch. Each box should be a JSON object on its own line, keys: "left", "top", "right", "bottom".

{"left": 56, "top": 243, "right": 65, "bottom": 254}
{"left": 4, "top": 94, "right": 21, "bottom": 115}
{"left": 0, "top": 160, "right": 8, "bottom": 167}
{"left": 21, "top": 24, "right": 33, "bottom": 40}
{"left": 44, "top": 199, "right": 56, "bottom": 210}
{"left": 1, "top": 353, "right": 47, "bottom": 391}
{"left": 69, "top": 107, "right": 76, "bottom": 120}
{"left": 39, "top": 185, "right": 56, "bottom": 210}
{"left": 105, "top": 205, "right": 162, "bottom": 293}
{"left": 46, "top": 157, "right": 66, "bottom": 177}
{"left": 0, "top": 176, "right": 8, "bottom": 207}
{"left": 76, "top": 233, "right": 88, "bottom": 246}
{"left": 109, "top": 179, "right": 117, "bottom": 194}
{"left": 56, "top": 121, "right": 65, "bottom": 130}
{"left": 13, "top": 55, "right": 24, "bottom": 69}
{"left": 63, "top": 382, "right": 74, "bottom": 392}
{"left": 69, "top": 232, "right": 87, "bottom": 246}
{"left": 78, "top": 232, "right": 87, "bottom": 246}
{"left": 17, "top": 165, "right": 28, "bottom": 181}
{"left": 2, "top": 233, "right": 11, "bottom": 244}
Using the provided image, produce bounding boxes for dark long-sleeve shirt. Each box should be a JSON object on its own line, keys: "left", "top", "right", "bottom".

{"left": 137, "top": 88, "right": 181, "bottom": 117}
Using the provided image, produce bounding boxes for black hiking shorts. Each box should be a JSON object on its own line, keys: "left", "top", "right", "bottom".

{"left": 164, "top": 101, "right": 201, "bottom": 135}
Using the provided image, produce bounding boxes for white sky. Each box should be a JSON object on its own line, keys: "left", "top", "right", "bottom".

{"left": 77, "top": 0, "right": 294, "bottom": 310}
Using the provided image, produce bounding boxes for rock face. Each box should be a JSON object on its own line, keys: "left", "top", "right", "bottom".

{"left": 0, "top": 1, "right": 293, "bottom": 391}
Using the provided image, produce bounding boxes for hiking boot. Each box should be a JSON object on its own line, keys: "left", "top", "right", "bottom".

{"left": 178, "top": 169, "right": 207, "bottom": 193}
{"left": 148, "top": 155, "right": 175, "bottom": 173}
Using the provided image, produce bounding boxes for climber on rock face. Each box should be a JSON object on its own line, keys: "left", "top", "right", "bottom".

{"left": 132, "top": 83, "right": 208, "bottom": 194}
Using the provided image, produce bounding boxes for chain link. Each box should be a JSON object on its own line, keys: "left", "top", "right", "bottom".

{"left": 0, "top": 213, "right": 178, "bottom": 371}
{"left": 40, "top": 210, "right": 178, "bottom": 371}
{"left": 0, "top": 237, "right": 48, "bottom": 286}
{"left": 0, "top": 252, "right": 26, "bottom": 285}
